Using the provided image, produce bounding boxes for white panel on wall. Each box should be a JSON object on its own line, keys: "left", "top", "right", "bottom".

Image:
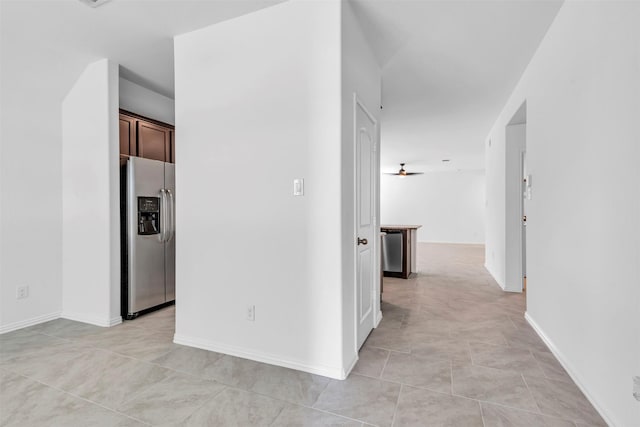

{"left": 381, "top": 170, "right": 485, "bottom": 244}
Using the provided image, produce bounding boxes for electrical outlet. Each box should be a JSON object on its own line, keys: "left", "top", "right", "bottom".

{"left": 247, "top": 305, "right": 255, "bottom": 322}
{"left": 16, "top": 285, "right": 29, "bottom": 300}
{"left": 633, "top": 376, "right": 640, "bottom": 401}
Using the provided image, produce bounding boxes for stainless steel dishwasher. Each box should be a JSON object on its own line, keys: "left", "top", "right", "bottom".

{"left": 382, "top": 231, "right": 403, "bottom": 273}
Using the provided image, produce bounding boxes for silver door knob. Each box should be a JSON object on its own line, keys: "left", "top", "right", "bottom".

{"left": 357, "top": 238, "right": 368, "bottom": 245}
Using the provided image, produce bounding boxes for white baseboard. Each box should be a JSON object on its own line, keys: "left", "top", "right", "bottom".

{"left": 374, "top": 310, "right": 383, "bottom": 327}
{"left": 342, "top": 351, "right": 359, "bottom": 380}
{"left": 484, "top": 262, "right": 505, "bottom": 290}
{"left": 61, "top": 311, "right": 122, "bottom": 328}
{"left": 0, "top": 311, "right": 62, "bottom": 334}
{"left": 174, "top": 334, "right": 345, "bottom": 380}
{"left": 524, "top": 312, "right": 614, "bottom": 427}
{"left": 418, "top": 241, "right": 485, "bottom": 245}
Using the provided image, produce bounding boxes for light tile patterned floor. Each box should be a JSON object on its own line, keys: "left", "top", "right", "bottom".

{"left": 0, "top": 243, "right": 605, "bottom": 426}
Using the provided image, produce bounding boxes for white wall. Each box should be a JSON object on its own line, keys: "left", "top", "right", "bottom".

{"left": 174, "top": 0, "right": 350, "bottom": 378}
{"left": 381, "top": 171, "right": 485, "bottom": 244}
{"left": 341, "top": 0, "right": 382, "bottom": 371}
{"left": 485, "top": 2, "right": 640, "bottom": 425}
{"left": 0, "top": 39, "right": 64, "bottom": 333}
{"left": 61, "top": 59, "right": 121, "bottom": 327}
{"left": 119, "top": 77, "right": 175, "bottom": 125}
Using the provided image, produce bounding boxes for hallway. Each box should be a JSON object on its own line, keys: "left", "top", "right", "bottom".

{"left": 355, "top": 243, "right": 605, "bottom": 426}
{"left": 0, "top": 244, "right": 604, "bottom": 426}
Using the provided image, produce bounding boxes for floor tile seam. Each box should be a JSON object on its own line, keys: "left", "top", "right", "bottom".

{"left": 476, "top": 399, "right": 578, "bottom": 425}
{"left": 70, "top": 340, "right": 171, "bottom": 367}
{"left": 143, "top": 346, "right": 176, "bottom": 364}
{"left": 366, "top": 344, "right": 410, "bottom": 354}
{"left": 307, "top": 373, "right": 332, "bottom": 408}
{"left": 296, "top": 403, "right": 375, "bottom": 426}
{"left": 56, "top": 333, "right": 177, "bottom": 367}
{"left": 378, "top": 348, "right": 392, "bottom": 379}
{"left": 29, "top": 330, "right": 77, "bottom": 343}
{"left": 389, "top": 382, "right": 403, "bottom": 427}
{"left": 5, "top": 342, "right": 188, "bottom": 405}
{"left": 465, "top": 390, "right": 547, "bottom": 418}
{"left": 143, "top": 358, "right": 256, "bottom": 394}
{"left": 113, "top": 364, "right": 222, "bottom": 410}
{"left": 8, "top": 370, "right": 152, "bottom": 426}
{"left": 379, "top": 376, "right": 454, "bottom": 397}
{"left": 520, "top": 373, "right": 546, "bottom": 415}
{"left": 449, "top": 359, "right": 454, "bottom": 395}
{"left": 170, "top": 384, "right": 229, "bottom": 424}
{"left": 478, "top": 400, "right": 488, "bottom": 427}
{"left": 222, "top": 382, "right": 327, "bottom": 413}
{"left": 530, "top": 352, "right": 575, "bottom": 385}
{"left": 0, "top": 331, "right": 77, "bottom": 360}
{"left": 217, "top": 383, "right": 369, "bottom": 425}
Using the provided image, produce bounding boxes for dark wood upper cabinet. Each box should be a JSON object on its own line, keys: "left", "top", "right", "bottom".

{"left": 119, "top": 110, "right": 174, "bottom": 163}
{"left": 137, "top": 121, "right": 171, "bottom": 162}
{"left": 119, "top": 114, "right": 136, "bottom": 157}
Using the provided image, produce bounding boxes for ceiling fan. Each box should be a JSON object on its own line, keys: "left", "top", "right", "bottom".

{"left": 384, "top": 163, "right": 424, "bottom": 177}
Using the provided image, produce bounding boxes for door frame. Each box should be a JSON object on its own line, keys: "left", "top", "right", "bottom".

{"left": 352, "top": 93, "right": 382, "bottom": 353}
{"left": 505, "top": 101, "right": 527, "bottom": 292}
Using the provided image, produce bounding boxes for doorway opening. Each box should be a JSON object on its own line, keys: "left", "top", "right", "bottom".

{"left": 505, "top": 101, "right": 527, "bottom": 292}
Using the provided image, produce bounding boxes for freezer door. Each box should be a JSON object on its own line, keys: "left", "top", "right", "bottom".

{"left": 128, "top": 157, "right": 167, "bottom": 314}
{"left": 164, "top": 162, "right": 175, "bottom": 302}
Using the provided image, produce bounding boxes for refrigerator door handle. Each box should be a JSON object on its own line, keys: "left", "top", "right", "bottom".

{"left": 159, "top": 188, "right": 167, "bottom": 243}
{"left": 166, "top": 189, "right": 175, "bottom": 242}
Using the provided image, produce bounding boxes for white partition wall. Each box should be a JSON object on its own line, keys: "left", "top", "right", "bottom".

{"left": 485, "top": 2, "right": 640, "bottom": 424}
{"left": 174, "top": 0, "right": 363, "bottom": 379}
{"left": 62, "top": 59, "right": 121, "bottom": 327}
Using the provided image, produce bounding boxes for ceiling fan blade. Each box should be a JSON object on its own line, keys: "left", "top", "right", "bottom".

{"left": 404, "top": 172, "right": 424, "bottom": 175}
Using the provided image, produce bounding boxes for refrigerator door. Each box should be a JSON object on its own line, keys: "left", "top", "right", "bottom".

{"left": 128, "top": 157, "right": 167, "bottom": 315}
{"left": 164, "top": 162, "right": 175, "bottom": 302}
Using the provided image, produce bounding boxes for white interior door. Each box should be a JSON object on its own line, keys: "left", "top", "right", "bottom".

{"left": 355, "top": 97, "right": 377, "bottom": 349}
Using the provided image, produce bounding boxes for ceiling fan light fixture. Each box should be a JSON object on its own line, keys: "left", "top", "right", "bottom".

{"left": 78, "top": 0, "right": 112, "bottom": 8}
{"left": 384, "top": 162, "right": 424, "bottom": 177}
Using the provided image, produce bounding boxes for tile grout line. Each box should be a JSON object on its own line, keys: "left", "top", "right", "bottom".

{"left": 378, "top": 349, "right": 392, "bottom": 379}
{"left": 478, "top": 400, "right": 487, "bottom": 427}
{"left": 476, "top": 399, "right": 578, "bottom": 425}
{"left": 521, "top": 373, "right": 544, "bottom": 415}
{"left": 171, "top": 384, "right": 229, "bottom": 424}
{"left": 389, "top": 382, "right": 403, "bottom": 427}
{"left": 10, "top": 370, "right": 151, "bottom": 426}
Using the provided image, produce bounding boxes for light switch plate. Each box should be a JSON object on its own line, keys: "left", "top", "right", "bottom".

{"left": 293, "top": 178, "right": 304, "bottom": 196}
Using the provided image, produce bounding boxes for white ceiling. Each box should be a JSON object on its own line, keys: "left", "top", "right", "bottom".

{"left": 350, "top": 0, "right": 562, "bottom": 172}
{"left": 1, "top": 0, "right": 283, "bottom": 101}
{"left": 1, "top": 0, "right": 561, "bottom": 173}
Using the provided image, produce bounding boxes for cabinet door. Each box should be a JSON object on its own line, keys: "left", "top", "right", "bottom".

{"left": 119, "top": 114, "right": 136, "bottom": 156}
{"left": 137, "top": 121, "right": 171, "bottom": 162}
{"left": 170, "top": 130, "right": 175, "bottom": 163}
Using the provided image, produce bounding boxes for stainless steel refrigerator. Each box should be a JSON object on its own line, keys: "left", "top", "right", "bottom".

{"left": 122, "top": 156, "right": 175, "bottom": 319}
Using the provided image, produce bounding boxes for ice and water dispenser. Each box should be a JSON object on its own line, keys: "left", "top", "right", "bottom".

{"left": 138, "top": 197, "right": 160, "bottom": 235}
